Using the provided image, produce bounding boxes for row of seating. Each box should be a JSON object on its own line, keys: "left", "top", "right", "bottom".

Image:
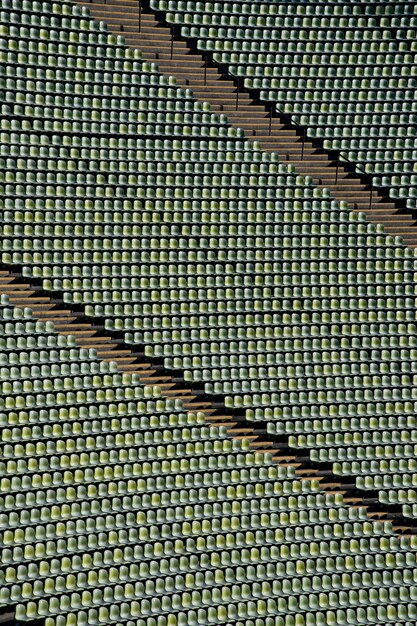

{"left": 161, "top": 0, "right": 414, "bottom": 18}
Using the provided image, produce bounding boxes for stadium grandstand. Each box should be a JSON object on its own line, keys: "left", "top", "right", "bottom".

{"left": 2, "top": 0, "right": 417, "bottom": 625}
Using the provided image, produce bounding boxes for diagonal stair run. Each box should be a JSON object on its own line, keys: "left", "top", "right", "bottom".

{"left": 1, "top": 265, "right": 417, "bottom": 535}
{"left": 81, "top": 0, "right": 417, "bottom": 247}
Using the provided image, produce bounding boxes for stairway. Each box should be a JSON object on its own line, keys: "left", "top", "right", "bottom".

{"left": 1, "top": 265, "right": 416, "bottom": 534}
{"left": 80, "top": 0, "right": 417, "bottom": 246}
{"left": 0, "top": 270, "right": 206, "bottom": 401}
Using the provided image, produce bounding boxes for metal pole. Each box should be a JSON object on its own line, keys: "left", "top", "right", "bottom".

{"left": 335, "top": 156, "right": 339, "bottom": 184}
{"left": 204, "top": 55, "right": 207, "bottom": 86}
{"left": 236, "top": 78, "right": 239, "bottom": 111}
{"left": 301, "top": 129, "right": 305, "bottom": 161}
{"left": 139, "top": 2, "right": 141, "bottom": 32}
{"left": 369, "top": 186, "right": 373, "bottom": 213}
{"left": 170, "top": 28, "right": 174, "bottom": 59}
{"left": 269, "top": 106, "right": 272, "bottom": 136}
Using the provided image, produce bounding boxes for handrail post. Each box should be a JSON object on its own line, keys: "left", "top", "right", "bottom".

{"left": 204, "top": 55, "right": 207, "bottom": 86}
{"left": 235, "top": 78, "right": 239, "bottom": 110}
{"left": 138, "top": 1, "right": 141, "bottom": 32}
{"left": 335, "top": 156, "right": 339, "bottom": 184}
{"left": 301, "top": 128, "right": 305, "bottom": 161}
{"left": 369, "top": 186, "right": 373, "bottom": 213}
{"left": 269, "top": 105, "right": 272, "bottom": 136}
{"left": 170, "top": 27, "right": 174, "bottom": 59}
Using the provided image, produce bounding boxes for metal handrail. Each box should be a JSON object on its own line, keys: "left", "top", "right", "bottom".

{"left": 333, "top": 153, "right": 374, "bottom": 212}
{"left": 268, "top": 101, "right": 374, "bottom": 210}
{"left": 270, "top": 103, "right": 306, "bottom": 160}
